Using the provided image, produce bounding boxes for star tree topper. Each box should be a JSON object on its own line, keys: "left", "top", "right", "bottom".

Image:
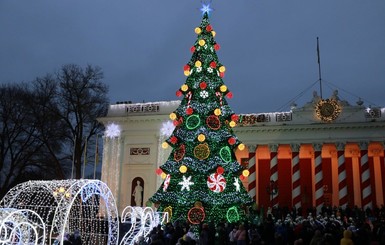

{"left": 200, "top": 1, "right": 213, "bottom": 15}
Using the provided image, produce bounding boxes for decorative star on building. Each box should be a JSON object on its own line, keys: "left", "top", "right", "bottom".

{"left": 233, "top": 177, "right": 240, "bottom": 192}
{"left": 160, "top": 121, "right": 175, "bottom": 137}
{"left": 200, "top": 3, "right": 213, "bottom": 15}
{"left": 105, "top": 123, "right": 121, "bottom": 138}
{"left": 178, "top": 175, "right": 194, "bottom": 191}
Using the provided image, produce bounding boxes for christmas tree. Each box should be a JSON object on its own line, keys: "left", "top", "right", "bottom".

{"left": 150, "top": 6, "right": 253, "bottom": 226}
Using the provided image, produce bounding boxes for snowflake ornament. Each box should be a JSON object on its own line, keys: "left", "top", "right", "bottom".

{"left": 233, "top": 177, "right": 240, "bottom": 192}
{"left": 160, "top": 121, "right": 175, "bottom": 137}
{"left": 105, "top": 123, "right": 121, "bottom": 138}
{"left": 196, "top": 67, "right": 202, "bottom": 73}
{"left": 178, "top": 175, "right": 194, "bottom": 191}
{"left": 207, "top": 67, "right": 213, "bottom": 73}
{"left": 200, "top": 90, "right": 209, "bottom": 99}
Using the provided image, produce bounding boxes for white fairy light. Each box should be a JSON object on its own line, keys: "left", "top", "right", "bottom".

{"left": 105, "top": 123, "right": 121, "bottom": 138}
{"left": 120, "top": 206, "right": 159, "bottom": 245}
{"left": 0, "top": 179, "right": 119, "bottom": 245}
{"left": 160, "top": 121, "right": 175, "bottom": 137}
{"left": 0, "top": 208, "right": 45, "bottom": 245}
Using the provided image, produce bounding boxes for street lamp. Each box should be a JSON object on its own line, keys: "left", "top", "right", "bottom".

{"left": 266, "top": 180, "right": 278, "bottom": 207}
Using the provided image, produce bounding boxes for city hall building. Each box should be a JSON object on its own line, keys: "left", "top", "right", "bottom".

{"left": 98, "top": 92, "right": 385, "bottom": 215}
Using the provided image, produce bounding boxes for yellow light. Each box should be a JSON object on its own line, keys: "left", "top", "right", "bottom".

{"left": 220, "top": 85, "right": 227, "bottom": 92}
{"left": 181, "top": 84, "right": 188, "bottom": 92}
{"left": 161, "top": 173, "right": 167, "bottom": 179}
{"left": 198, "top": 134, "right": 206, "bottom": 142}
{"left": 229, "top": 121, "right": 236, "bottom": 127}
{"left": 211, "top": 31, "right": 216, "bottom": 37}
{"left": 198, "top": 39, "right": 206, "bottom": 46}
{"left": 195, "top": 27, "right": 202, "bottom": 34}
{"left": 238, "top": 143, "right": 245, "bottom": 151}
{"left": 169, "top": 113, "right": 177, "bottom": 120}
{"left": 59, "top": 187, "right": 65, "bottom": 193}
{"left": 179, "top": 165, "right": 187, "bottom": 173}
{"left": 65, "top": 192, "right": 71, "bottom": 198}
{"left": 195, "top": 60, "right": 202, "bottom": 67}
{"left": 243, "top": 169, "right": 250, "bottom": 177}
{"left": 219, "top": 66, "right": 226, "bottom": 73}
{"left": 162, "top": 142, "right": 169, "bottom": 149}
{"left": 214, "top": 108, "right": 221, "bottom": 116}
{"left": 53, "top": 191, "right": 58, "bottom": 197}
{"left": 184, "top": 70, "right": 190, "bottom": 76}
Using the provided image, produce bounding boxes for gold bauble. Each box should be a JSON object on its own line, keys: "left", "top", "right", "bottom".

{"left": 198, "top": 134, "right": 206, "bottom": 142}
{"left": 179, "top": 165, "right": 187, "bottom": 173}
{"left": 220, "top": 85, "right": 227, "bottom": 92}
{"left": 214, "top": 108, "right": 221, "bottom": 116}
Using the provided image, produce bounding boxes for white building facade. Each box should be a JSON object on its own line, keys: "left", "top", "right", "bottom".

{"left": 98, "top": 94, "right": 385, "bottom": 215}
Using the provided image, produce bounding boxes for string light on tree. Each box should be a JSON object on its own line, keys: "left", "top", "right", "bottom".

{"left": 150, "top": 3, "right": 253, "bottom": 226}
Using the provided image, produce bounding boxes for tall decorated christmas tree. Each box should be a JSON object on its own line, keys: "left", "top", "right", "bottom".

{"left": 150, "top": 6, "right": 253, "bottom": 226}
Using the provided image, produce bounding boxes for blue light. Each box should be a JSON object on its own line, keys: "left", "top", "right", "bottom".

{"left": 200, "top": 3, "right": 213, "bottom": 15}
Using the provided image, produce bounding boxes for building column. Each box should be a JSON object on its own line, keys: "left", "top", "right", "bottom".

{"left": 277, "top": 145, "right": 292, "bottom": 208}
{"left": 313, "top": 143, "right": 324, "bottom": 213}
{"left": 291, "top": 144, "right": 301, "bottom": 209}
{"left": 359, "top": 142, "right": 372, "bottom": 209}
{"left": 322, "top": 144, "right": 337, "bottom": 207}
{"left": 256, "top": 145, "right": 271, "bottom": 211}
{"left": 269, "top": 144, "right": 279, "bottom": 207}
{"left": 345, "top": 143, "right": 361, "bottom": 207}
{"left": 368, "top": 142, "right": 384, "bottom": 206}
{"left": 247, "top": 145, "right": 257, "bottom": 202}
{"left": 299, "top": 144, "right": 314, "bottom": 215}
{"left": 337, "top": 142, "right": 348, "bottom": 208}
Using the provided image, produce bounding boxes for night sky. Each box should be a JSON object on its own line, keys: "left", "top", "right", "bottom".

{"left": 1, "top": 0, "right": 384, "bottom": 113}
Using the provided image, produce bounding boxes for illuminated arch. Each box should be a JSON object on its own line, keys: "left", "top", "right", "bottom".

{"left": 0, "top": 208, "right": 45, "bottom": 245}
{"left": 0, "top": 179, "right": 119, "bottom": 245}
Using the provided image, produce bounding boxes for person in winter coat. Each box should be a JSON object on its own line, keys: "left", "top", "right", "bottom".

{"left": 234, "top": 224, "right": 247, "bottom": 245}
{"left": 340, "top": 229, "right": 354, "bottom": 245}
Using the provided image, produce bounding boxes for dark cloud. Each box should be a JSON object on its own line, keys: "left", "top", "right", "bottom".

{"left": 1, "top": 0, "right": 384, "bottom": 113}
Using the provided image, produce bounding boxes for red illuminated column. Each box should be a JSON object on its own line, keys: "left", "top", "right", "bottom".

{"left": 291, "top": 144, "right": 301, "bottom": 209}
{"left": 247, "top": 145, "right": 257, "bottom": 201}
{"left": 314, "top": 144, "right": 324, "bottom": 213}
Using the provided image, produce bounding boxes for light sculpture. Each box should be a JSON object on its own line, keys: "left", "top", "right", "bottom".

{"left": 0, "top": 179, "right": 119, "bottom": 245}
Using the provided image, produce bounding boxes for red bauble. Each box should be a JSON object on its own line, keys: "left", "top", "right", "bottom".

{"left": 206, "top": 25, "right": 212, "bottom": 32}
{"left": 231, "top": 114, "right": 239, "bottom": 122}
{"left": 190, "top": 46, "right": 196, "bottom": 53}
{"left": 226, "top": 91, "right": 233, "bottom": 99}
{"left": 228, "top": 137, "right": 236, "bottom": 145}
{"left": 155, "top": 168, "right": 163, "bottom": 175}
{"left": 216, "top": 166, "right": 224, "bottom": 175}
{"left": 200, "top": 82, "right": 207, "bottom": 90}
{"left": 170, "top": 136, "right": 178, "bottom": 144}
{"left": 184, "top": 65, "right": 190, "bottom": 71}
{"left": 214, "top": 44, "right": 220, "bottom": 51}
{"left": 173, "top": 120, "right": 179, "bottom": 126}
{"left": 176, "top": 90, "right": 182, "bottom": 97}
{"left": 210, "top": 61, "right": 217, "bottom": 68}
{"left": 240, "top": 175, "right": 245, "bottom": 181}
{"left": 186, "top": 107, "right": 193, "bottom": 115}
{"left": 220, "top": 72, "right": 225, "bottom": 78}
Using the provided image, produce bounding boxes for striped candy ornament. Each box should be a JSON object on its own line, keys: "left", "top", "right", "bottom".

{"left": 207, "top": 173, "right": 226, "bottom": 193}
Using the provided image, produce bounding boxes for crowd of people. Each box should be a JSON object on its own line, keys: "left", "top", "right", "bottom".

{"left": 138, "top": 205, "right": 385, "bottom": 245}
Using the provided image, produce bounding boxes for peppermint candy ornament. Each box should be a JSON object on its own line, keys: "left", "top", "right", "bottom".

{"left": 207, "top": 173, "right": 226, "bottom": 193}
{"left": 163, "top": 174, "right": 171, "bottom": 192}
